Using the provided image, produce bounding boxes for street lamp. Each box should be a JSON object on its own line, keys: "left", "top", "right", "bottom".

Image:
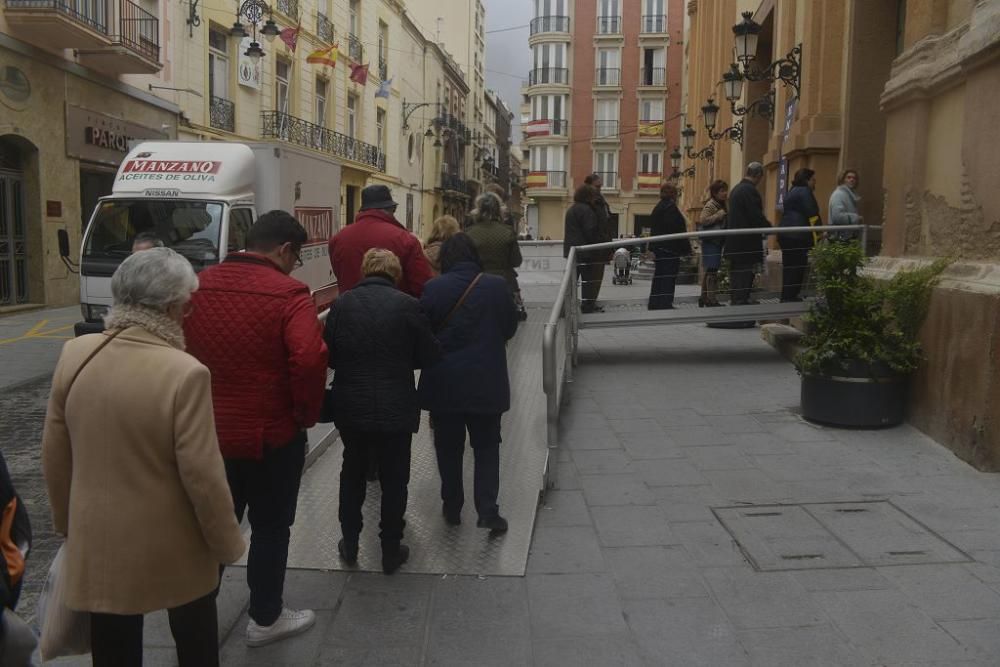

{"left": 681, "top": 125, "right": 713, "bottom": 161}
{"left": 728, "top": 11, "right": 802, "bottom": 100}
{"left": 681, "top": 124, "right": 696, "bottom": 151}
{"left": 701, "top": 98, "right": 744, "bottom": 147}
{"left": 669, "top": 147, "right": 695, "bottom": 179}
{"left": 732, "top": 11, "right": 761, "bottom": 65}
{"left": 232, "top": 0, "right": 279, "bottom": 59}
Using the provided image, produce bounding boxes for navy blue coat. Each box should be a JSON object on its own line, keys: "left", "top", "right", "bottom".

{"left": 779, "top": 185, "right": 820, "bottom": 249}
{"left": 417, "top": 262, "right": 519, "bottom": 415}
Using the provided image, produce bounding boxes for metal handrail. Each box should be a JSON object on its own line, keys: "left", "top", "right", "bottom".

{"left": 541, "top": 223, "right": 878, "bottom": 489}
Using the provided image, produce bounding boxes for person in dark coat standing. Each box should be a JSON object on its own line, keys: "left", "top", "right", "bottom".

{"left": 647, "top": 182, "right": 693, "bottom": 310}
{"left": 725, "top": 162, "right": 771, "bottom": 305}
{"left": 563, "top": 184, "right": 604, "bottom": 313}
{"left": 324, "top": 249, "right": 441, "bottom": 574}
{"left": 418, "top": 234, "right": 518, "bottom": 533}
{"left": 778, "top": 168, "right": 820, "bottom": 302}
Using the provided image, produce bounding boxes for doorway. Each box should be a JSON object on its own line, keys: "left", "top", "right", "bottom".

{"left": 345, "top": 185, "right": 358, "bottom": 225}
{"left": 0, "top": 169, "right": 27, "bottom": 305}
{"left": 634, "top": 214, "right": 653, "bottom": 237}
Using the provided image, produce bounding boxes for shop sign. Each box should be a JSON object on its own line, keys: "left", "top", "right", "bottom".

{"left": 775, "top": 98, "right": 798, "bottom": 213}
{"left": 238, "top": 38, "right": 262, "bottom": 90}
{"left": 295, "top": 207, "right": 334, "bottom": 243}
{"left": 66, "top": 105, "right": 168, "bottom": 166}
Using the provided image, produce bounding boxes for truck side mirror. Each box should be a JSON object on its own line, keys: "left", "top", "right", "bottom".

{"left": 57, "top": 229, "right": 71, "bottom": 258}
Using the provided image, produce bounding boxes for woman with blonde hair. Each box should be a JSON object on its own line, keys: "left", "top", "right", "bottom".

{"left": 424, "top": 215, "right": 461, "bottom": 275}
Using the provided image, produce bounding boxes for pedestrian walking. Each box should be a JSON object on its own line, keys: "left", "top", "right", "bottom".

{"left": 42, "top": 248, "right": 245, "bottom": 666}
{"left": 329, "top": 185, "right": 434, "bottom": 297}
{"left": 828, "top": 169, "right": 862, "bottom": 241}
{"left": 647, "top": 183, "right": 693, "bottom": 310}
{"left": 418, "top": 234, "right": 519, "bottom": 533}
{"left": 423, "top": 215, "right": 461, "bottom": 275}
{"left": 726, "top": 163, "right": 771, "bottom": 305}
{"left": 323, "top": 249, "right": 440, "bottom": 574}
{"left": 483, "top": 183, "right": 529, "bottom": 321}
{"left": 698, "top": 180, "right": 728, "bottom": 307}
{"left": 0, "top": 449, "right": 35, "bottom": 667}
{"left": 564, "top": 184, "right": 605, "bottom": 313}
{"left": 465, "top": 192, "right": 524, "bottom": 317}
{"left": 779, "top": 168, "right": 821, "bottom": 302}
{"left": 584, "top": 173, "right": 616, "bottom": 244}
{"left": 184, "top": 211, "right": 327, "bottom": 648}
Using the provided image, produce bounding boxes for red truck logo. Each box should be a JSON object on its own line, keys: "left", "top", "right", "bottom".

{"left": 122, "top": 160, "right": 222, "bottom": 174}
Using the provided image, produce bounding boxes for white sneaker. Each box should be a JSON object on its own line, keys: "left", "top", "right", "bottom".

{"left": 246, "top": 608, "right": 317, "bottom": 647}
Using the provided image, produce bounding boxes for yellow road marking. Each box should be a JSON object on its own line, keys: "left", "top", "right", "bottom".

{"left": 0, "top": 321, "right": 78, "bottom": 345}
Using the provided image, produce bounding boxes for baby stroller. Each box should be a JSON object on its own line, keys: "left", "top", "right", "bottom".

{"left": 612, "top": 247, "right": 633, "bottom": 285}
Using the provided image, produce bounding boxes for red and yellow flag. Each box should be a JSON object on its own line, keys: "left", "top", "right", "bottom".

{"left": 306, "top": 44, "right": 339, "bottom": 68}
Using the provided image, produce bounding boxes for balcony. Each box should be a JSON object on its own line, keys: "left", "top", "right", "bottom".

{"left": 275, "top": 0, "right": 296, "bottom": 19}
{"left": 592, "top": 171, "right": 617, "bottom": 190}
{"left": 595, "top": 67, "right": 620, "bottom": 87}
{"left": 528, "top": 67, "right": 569, "bottom": 86}
{"left": 637, "top": 172, "right": 664, "bottom": 191}
{"left": 261, "top": 111, "right": 386, "bottom": 172}
{"left": 641, "top": 14, "right": 667, "bottom": 33}
{"left": 378, "top": 58, "right": 388, "bottom": 81}
{"left": 525, "top": 170, "right": 566, "bottom": 190}
{"left": 594, "top": 120, "right": 619, "bottom": 140}
{"left": 529, "top": 15, "right": 569, "bottom": 35}
{"left": 596, "top": 15, "right": 621, "bottom": 35}
{"left": 347, "top": 33, "right": 363, "bottom": 63}
{"left": 440, "top": 174, "right": 470, "bottom": 194}
{"left": 4, "top": 0, "right": 110, "bottom": 50}
{"left": 316, "top": 11, "right": 334, "bottom": 44}
{"left": 640, "top": 67, "right": 666, "bottom": 87}
{"left": 210, "top": 96, "right": 235, "bottom": 133}
{"left": 523, "top": 118, "right": 568, "bottom": 138}
{"left": 76, "top": 0, "right": 160, "bottom": 74}
{"left": 637, "top": 119, "right": 665, "bottom": 140}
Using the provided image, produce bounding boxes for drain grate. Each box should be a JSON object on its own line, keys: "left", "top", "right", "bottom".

{"left": 713, "top": 501, "right": 972, "bottom": 571}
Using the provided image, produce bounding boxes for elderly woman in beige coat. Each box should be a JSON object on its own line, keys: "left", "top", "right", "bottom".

{"left": 42, "top": 248, "right": 245, "bottom": 667}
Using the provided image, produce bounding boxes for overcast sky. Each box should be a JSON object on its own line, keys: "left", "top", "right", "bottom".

{"left": 485, "top": 0, "right": 532, "bottom": 140}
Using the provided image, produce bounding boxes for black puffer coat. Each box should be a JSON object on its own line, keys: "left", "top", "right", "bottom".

{"left": 779, "top": 185, "right": 820, "bottom": 250}
{"left": 726, "top": 178, "right": 771, "bottom": 264}
{"left": 648, "top": 198, "right": 693, "bottom": 256}
{"left": 563, "top": 202, "right": 601, "bottom": 259}
{"left": 324, "top": 277, "right": 441, "bottom": 432}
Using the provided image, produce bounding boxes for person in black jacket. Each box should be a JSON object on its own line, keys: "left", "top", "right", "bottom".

{"left": 778, "top": 168, "right": 820, "bottom": 302}
{"left": 564, "top": 184, "right": 604, "bottom": 313}
{"left": 725, "top": 162, "right": 771, "bottom": 305}
{"left": 647, "top": 182, "right": 693, "bottom": 310}
{"left": 324, "top": 249, "right": 441, "bottom": 574}
{"left": 0, "top": 450, "right": 35, "bottom": 666}
{"left": 418, "top": 234, "right": 518, "bottom": 533}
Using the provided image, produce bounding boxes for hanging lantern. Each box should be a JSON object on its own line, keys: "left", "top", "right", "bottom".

{"left": 733, "top": 11, "right": 761, "bottom": 65}
{"left": 701, "top": 98, "right": 720, "bottom": 131}
{"left": 723, "top": 65, "right": 744, "bottom": 102}
{"left": 681, "top": 124, "right": 696, "bottom": 150}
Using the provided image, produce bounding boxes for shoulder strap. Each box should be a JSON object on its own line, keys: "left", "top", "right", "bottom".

{"left": 66, "top": 329, "right": 124, "bottom": 397}
{"left": 438, "top": 273, "right": 483, "bottom": 332}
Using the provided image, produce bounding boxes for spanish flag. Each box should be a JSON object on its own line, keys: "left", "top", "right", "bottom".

{"left": 637, "top": 173, "right": 662, "bottom": 190}
{"left": 638, "top": 121, "right": 664, "bottom": 137}
{"left": 526, "top": 172, "right": 548, "bottom": 188}
{"left": 307, "top": 45, "right": 338, "bottom": 68}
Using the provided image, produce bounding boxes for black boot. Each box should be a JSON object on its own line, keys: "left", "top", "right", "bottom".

{"left": 382, "top": 544, "right": 410, "bottom": 575}
{"left": 476, "top": 514, "right": 509, "bottom": 534}
{"left": 338, "top": 538, "right": 358, "bottom": 564}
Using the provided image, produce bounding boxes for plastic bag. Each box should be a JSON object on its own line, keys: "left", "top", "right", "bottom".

{"left": 38, "top": 544, "right": 90, "bottom": 660}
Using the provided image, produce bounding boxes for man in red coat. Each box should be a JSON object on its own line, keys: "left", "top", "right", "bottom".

{"left": 329, "top": 185, "right": 433, "bottom": 298}
{"left": 184, "top": 210, "right": 327, "bottom": 648}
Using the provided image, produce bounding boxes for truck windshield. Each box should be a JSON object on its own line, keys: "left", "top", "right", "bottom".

{"left": 83, "top": 199, "right": 224, "bottom": 269}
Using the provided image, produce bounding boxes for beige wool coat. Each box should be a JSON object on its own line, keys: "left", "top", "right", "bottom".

{"left": 42, "top": 327, "right": 246, "bottom": 615}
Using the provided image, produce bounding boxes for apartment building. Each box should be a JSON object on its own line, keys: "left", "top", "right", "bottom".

{"left": 524, "top": 0, "right": 683, "bottom": 240}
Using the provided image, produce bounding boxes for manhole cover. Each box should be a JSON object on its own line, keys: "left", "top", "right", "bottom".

{"left": 713, "top": 501, "right": 971, "bottom": 571}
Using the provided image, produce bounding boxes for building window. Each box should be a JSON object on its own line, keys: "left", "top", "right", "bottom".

{"left": 376, "top": 107, "right": 386, "bottom": 152}
{"left": 405, "top": 193, "right": 414, "bottom": 230}
{"left": 596, "top": 48, "right": 620, "bottom": 86}
{"left": 597, "top": 0, "right": 620, "bottom": 34}
{"left": 347, "top": 94, "right": 358, "bottom": 138}
{"left": 349, "top": 0, "right": 359, "bottom": 35}
{"left": 407, "top": 133, "right": 416, "bottom": 163}
{"left": 315, "top": 78, "right": 328, "bottom": 127}
{"left": 208, "top": 27, "right": 229, "bottom": 100}
{"left": 642, "top": 0, "right": 665, "bottom": 33}
{"left": 595, "top": 99, "right": 619, "bottom": 138}
{"left": 275, "top": 59, "right": 290, "bottom": 113}
{"left": 641, "top": 48, "right": 666, "bottom": 86}
{"left": 594, "top": 151, "right": 617, "bottom": 189}
{"left": 639, "top": 151, "right": 662, "bottom": 174}
{"left": 378, "top": 21, "right": 388, "bottom": 80}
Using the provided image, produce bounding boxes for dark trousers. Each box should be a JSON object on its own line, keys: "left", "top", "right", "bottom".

{"left": 728, "top": 259, "right": 757, "bottom": 305}
{"left": 91, "top": 591, "right": 218, "bottom": 667}
{"left": 577, "top": 259, "right": 604, "bottom": 311}
{"left": 224, "top": 433, "right": 306, "bottom": 627}
{"left": 648, "top": 251, "right": 680, "bottom": 310}
{"left": 338, "top": 429, "right": 412, "bottom": 550}
{"left": 430, "top": 413, "right": 502, "bottom": 519}
{"left": 780, "top": 246, "right": 809, "bottom": 301}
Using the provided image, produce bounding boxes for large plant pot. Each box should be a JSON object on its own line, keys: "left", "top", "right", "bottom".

{"left": 800, "top": 370, "right": 908, "bottom": 428}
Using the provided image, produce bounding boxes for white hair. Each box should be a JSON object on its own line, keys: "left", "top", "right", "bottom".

{"left": 110, "top": 247, "right": 198, "bottom": 312}
{"left": 746, "top": 162, "right": 764, "bottom": 178}
{"left": 475, "top": 192, "right": 503, "bottom": 221}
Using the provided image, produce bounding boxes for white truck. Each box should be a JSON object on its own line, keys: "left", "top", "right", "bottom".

{"left": 71, "top": 141, "right": 341, "bottom": 335}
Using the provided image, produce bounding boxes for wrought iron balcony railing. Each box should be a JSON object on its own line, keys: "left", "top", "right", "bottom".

{"left": 378, "top": 58, "right": 388, "bottom": 81}
{"left": 597, "top": 15, "right": 621, "bottom": 34}
{"left": 276, "top": 0, "right": 296, "bottom": 18}
{"left": 347, "top": 33, "right": 363, "bottom": 62}
{"left": 5, "top": 0, "right": 109, "bottom": 34}
{"left": 594, "top": 120, "right": 619, "bottom": 139}
{"left": 641, "top": 14, "right": 667, "bottom": 33}
{"left": 210, "top": 96, "right": 235, "bottom": 133}
{"left": 640, "top": 67, "right": 666, "bottom": 86}
{"left": 528, "top": 67, "right": 569, "bottom": 86}
{"left": 118, "top": 0, "right": 158, "bottom": 61}
{"left": 316, "top": 11, "right": 334, "bottom": 44}
{"left": 595, "top": 67, "right": 620, "bottom": 86}
{"left": 261, "top": 111, "right": 386, "bottom": 172}
{"left": 525, "top": 170, "right": 566, "bottom": 189}
{"left": 529, "top": 15, "right": 569, "bottom": 35}
{"left": 592, "top": 171, "right": 617, "bottom": 189}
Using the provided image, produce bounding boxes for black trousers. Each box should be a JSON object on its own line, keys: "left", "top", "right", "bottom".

{"left": 728, "top": 258, "right": 757, "bottom": 305}
{"left": 780, "top": 246, "right": 809, "bottom": 301}
{"left": 91, "top": 591, "right": 218, "bottom": 667}
{"left": 648, "top": 250, "right": 680, "bottom": 310}
{"left": 224, "top": 433, "right": 306, "bottom": 627}
{"left": 577, "top": 259, "right": 604, "bottom": 311}
{"left": 338, "top": 429, "right": 412, "bottom": 550}
{"left": 430, "top": 413, "right": 502, "bottom": 520}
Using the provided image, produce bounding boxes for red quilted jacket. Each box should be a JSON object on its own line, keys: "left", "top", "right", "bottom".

{"left": 329, "top": 209, "right": 433, "bottom": 297}
{"left": 184, "top": 253, "right": 328, "bottom": 459}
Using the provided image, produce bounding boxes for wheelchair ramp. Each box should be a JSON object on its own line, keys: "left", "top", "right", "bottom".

{"left": 276, "top": 317, "right": 548, "bottom": 577}
{"left": 579, "top": 295, "right": 813, "bottom": 329}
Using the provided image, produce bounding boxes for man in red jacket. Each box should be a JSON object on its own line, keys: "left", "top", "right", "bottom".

{"left": 184, "top": 210, "right": 327, "bottom": 648}
{"left": 329, "top": 185, "right": 433, "bottom": 297}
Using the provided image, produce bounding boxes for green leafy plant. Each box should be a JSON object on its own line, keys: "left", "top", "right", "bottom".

{"left": 795, "top": 241, "right": 948, "bottom": 377}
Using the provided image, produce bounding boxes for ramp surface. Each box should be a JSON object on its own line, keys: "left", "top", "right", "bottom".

{"left": 275, "top": 317, "right": 549, "bottom": 576}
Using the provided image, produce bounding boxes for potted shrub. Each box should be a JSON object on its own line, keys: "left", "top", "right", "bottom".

{"left": 795, "top": 241, "right": 947, "bottom": 427}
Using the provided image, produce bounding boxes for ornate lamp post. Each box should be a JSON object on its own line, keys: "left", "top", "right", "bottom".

{"left": 231, "top": 0, "right": 280, "bottom": 60}
{"left": 669, "top": 147, "right": 695, "bottom": 179}
{"left": 681, "top": 124, "right": 714, "bottom": 161}
{"left": 701, "top": 98, "right": 744, "bottom": 147}
{"left": 729, "top": 11, "right": 802, "bottom": 99}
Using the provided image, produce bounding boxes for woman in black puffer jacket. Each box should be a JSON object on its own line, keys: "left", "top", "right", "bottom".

{"left": 778, "top": 168, "right": 821, "bottom": 302}
{"left": 323, "top": 249, "right": 440, "bottom": 574}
